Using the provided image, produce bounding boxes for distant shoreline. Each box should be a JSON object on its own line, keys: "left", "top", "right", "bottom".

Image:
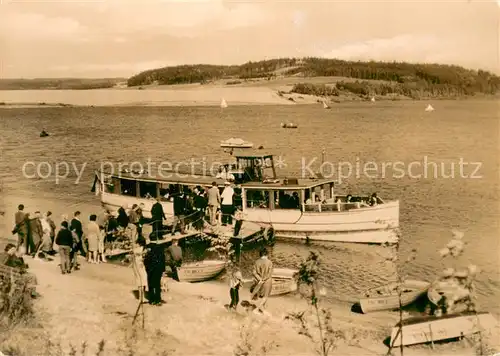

{"left": 1, "top": 79, "right": 498, "bottom": 108}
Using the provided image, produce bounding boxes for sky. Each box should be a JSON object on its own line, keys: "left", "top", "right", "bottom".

{"left": 0, "top": 0, "right": 499, "bottom": 78}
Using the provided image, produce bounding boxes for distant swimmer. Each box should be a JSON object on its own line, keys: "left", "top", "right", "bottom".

{"left": 40, "top": 130, "right": 49, "bottom": 137}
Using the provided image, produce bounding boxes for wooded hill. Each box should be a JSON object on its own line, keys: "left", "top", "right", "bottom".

{"left": 0, "top": 78, "right": 126, "bottom": 90}
{"left": 126, "top": 57, "right": 500, "bottom": 98}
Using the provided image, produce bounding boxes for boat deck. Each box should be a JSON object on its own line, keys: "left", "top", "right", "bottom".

{"left": 202, "top": 221, "right": 263, "bottom": 241}
{"left": 105, "top": 221, "right": 263, "bottom": 258}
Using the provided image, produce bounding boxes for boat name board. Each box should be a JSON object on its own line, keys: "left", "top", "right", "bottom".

{"left": 182, "top": 268, "right": 210, "bottom": 275}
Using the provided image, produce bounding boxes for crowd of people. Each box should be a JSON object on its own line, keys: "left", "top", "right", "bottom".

{"left": 10, "top": 203, "right": 148, "bottom": 274}
{"left": 5, "top": 183, "right": 270, "bottom": 312}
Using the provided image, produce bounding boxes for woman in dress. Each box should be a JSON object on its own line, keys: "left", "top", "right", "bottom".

{"left": 132, "top": 235, "right": 148, "bottom": 300}
{"left": 86, "top": 214, "right": 100, "bottom": 263}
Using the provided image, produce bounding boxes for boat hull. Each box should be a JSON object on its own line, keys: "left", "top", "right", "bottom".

{"left": 244, "top": 201, "right": 399, "bottom": 244}
{"left": 177, "top": 260, "right": 226, "bottom": 283}
{"left": 359, "top": 280, "right": 430, "bottom": 313}
{"left": 271, "top": 277, "right": 297, "bottom": 296}
{"left": 100, "top": 191, "right": 173, "bottom": 219}
{"left": 389, "top": 311, "right": 497, "bottom": 347}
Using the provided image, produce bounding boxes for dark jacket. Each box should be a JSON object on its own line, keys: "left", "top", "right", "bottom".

{"left": 194, "top": 194, "right": 207, "bottom": 210}
{"left": 29, "top": 218, "right": 43, "bottom": 244}
{"left": 55, "top": 228, "right": 73, "bottom": 247}
{"left": 14, "top": 211, "right": 28, "bottom": 236}
{"left": 47, "top": 217, "right": 56, "bottom": 238}
{"left": 151, "top": 202, "right": 166, "bottom": 220}
{"left": 117, "top": 208, "right": 129, "bottom": 228}
{"left": 173, "top": 194, "right": 187, "bottom": 216}
{"left": 107, "top": 217, "right": 118, "bottom": 233}
{"left": 144, "top": 243, "right": 166, "bottom": 274}
{"left": 70, "top": 218, "right": 83, "bottom": 238}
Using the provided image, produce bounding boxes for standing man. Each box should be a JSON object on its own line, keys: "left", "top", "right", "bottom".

{"left": 193, "top": 188, "right": 207, "bottom": 231}
{"left": 221, "top": 182, "right": 234, "bottom": 226}
{"left": 165, "top": 237, "right": 183, "bottom": 281}
{"left": 171, "top": 191, "right": 187, "bottom": 235}
{"left": 207, "top": 182, "right": 221, "bottom": 226}
{"left": 70, "top": 211, "right": 85, "bottom": 269}
{"left": 250, "top": 248, "right": 273, "bottom": 315}
{"left": 55, "top": 221, "right": 73, "bottom": 274}
{"left": 46, "top": 211, "right": 57, "bottom": 253}
{"left": 151, "top": 197, "right": 166, "bottom": 239}
{"left": 144, "top": 237, "right": 166, "bottom": 306}
{"left": 14, "top": 204, "right": 28, "bottom": 251}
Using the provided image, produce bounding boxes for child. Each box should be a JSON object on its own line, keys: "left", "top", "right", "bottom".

{"left": 229, "top": 268, "right": 243, "bottom": 311}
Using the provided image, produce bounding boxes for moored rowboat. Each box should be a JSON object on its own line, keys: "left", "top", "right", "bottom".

{"left": 271, "top": 277, "right": 297, "bottom": 296}
{"left": 388, "top": 311, "right": 497, "bottom": 347}
{"left": 271, "top": 268, "right": 298, "bottom": 296}
{"left": 359, "top": 279, "right": 430, "bottom": 313}
{"left": 177, "top": 260, "right": 226, "bottom": 283}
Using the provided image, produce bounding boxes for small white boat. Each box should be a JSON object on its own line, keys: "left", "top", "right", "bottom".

{"left": 177, "top": 260, "right": 227, "bottom": 282}
{"left": 359, "top": 279, "right": 430, "bottom": 313}
{"left": 371, "top": 97, "right": 376, "bottom": 102}
{"left": 270, "top": 268, "right": 298, "bottom": 296}
{"left": 425, "top": 104, "right": 434, "bottom": 112}
{"left": 322, "top": 101, "right": 330, "bottom": 109}
{"left": 220, "top": 98, "right": 228, "bottom": 109}
{"left": 388, "top": 311, "right": 497, "bottom": 347}
{"left": 220, "top": 138, "right": 254, "bottom": 149}
{"left": 281, "top": 122, "right": 298, "bottom": 129}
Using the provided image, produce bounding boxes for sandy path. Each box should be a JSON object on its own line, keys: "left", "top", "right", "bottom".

{"left": 22, "top": 256, "right": 496, "bottom": 356}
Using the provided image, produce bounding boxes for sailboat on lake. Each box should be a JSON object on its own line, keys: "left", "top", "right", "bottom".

{"left": 220, "top": 98, "right": 228, "bottom": 109}
{"left": 322, "top": 101, "right": 330, "bottom": 109}
{"left": 425, "top": 104, "right": 434, "bottom": 112}
{"left": 371, "top": 97, "right": 376, "bottom": 102}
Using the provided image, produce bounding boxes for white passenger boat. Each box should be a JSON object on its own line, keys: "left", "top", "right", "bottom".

{"left": 92, "top": 150, "right": 399, "bottom": 244}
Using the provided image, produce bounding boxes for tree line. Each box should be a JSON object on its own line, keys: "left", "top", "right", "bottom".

{"left": 126, "top": 57, "right": 500, "bottom": 96}
{"left": 0, "top": 78, "right": 124, "bottom": 90}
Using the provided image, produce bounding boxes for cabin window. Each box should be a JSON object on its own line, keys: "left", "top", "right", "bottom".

{"left": 302, "top": 183, "right": 339, "bottom": 212}
{"left": 139, "top": 181, "right": 157, "bottom": 199}
{"left": 275, "top": 190, "right": 300, "bottom": 209}
{"left": 120, "top": 179, "right": 137, "bottom": 197}
{"left": 246, "top": 189, "right": 269, "bottom": 208}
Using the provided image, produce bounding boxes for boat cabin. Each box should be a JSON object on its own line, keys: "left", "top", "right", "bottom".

{"left": 241, "top": 177, "right": 381, "bottom": 213}
{"left": 95, "top": 168, "right": 228, "bottom": 203}
{"left": 94, "top": 153, "right": 382, "bottom": 213}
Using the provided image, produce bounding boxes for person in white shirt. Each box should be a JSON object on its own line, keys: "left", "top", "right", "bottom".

{"left": 220, "top": 181, "right": 234, "bottom": 226}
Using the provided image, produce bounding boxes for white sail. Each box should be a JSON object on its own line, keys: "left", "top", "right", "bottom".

{"left": 425, "top": 104, "right": 434, "bottom": 112}
{"left": 220, "top": 98, "right": 228, "bottom": 108}
{"left": 323, "top": 101, "right": 330, "bottom": 109}
{"left": 371, "top": 97, "right": 376, "bottom": 102}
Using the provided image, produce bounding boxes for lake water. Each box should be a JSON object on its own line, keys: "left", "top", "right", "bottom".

{"left": 0, "top": 90, "right": 498, "bottom": 314}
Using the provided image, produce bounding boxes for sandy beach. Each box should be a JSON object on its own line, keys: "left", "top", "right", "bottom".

{"left": 2, "top": 256, "right": 498, "bottom": 356}
{"left": 0, "top": 77, "right": 383, "bottom": 108}
{"left": 1, "top": 192, "right": 499, "bottom": 355}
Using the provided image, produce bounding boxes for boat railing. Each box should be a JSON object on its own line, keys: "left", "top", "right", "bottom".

{"left": 303, "top": 201, "right": 371, "bottom": 212}
{"left": 245, "top": 198, "right": 377, "bottom": 212}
